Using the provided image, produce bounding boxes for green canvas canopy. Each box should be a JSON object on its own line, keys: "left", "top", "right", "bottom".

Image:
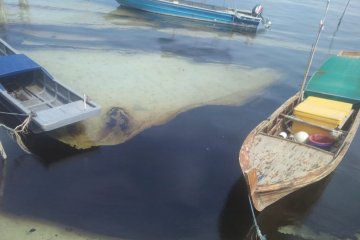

{"left": 305, "top": 55, "right": 360, "bottom": 107}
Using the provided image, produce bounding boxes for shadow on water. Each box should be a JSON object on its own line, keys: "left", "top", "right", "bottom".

{"left": 105, "top": 7, "right": 270, "bottom": 61}
{"left": 21, "top": 133, "right": 97, "bottom": 165}
{"left": 217, "top": 173, "right": 331, "bottom": 240}
{"left": 105, "top": 7, "right": 270, "bottom": 62}
{"left": 3, "top": 21, "right": 258, "bottom": 65}
{"left": 218, "top": 177, "right": 253, "bottom": 240}
{"left": 156, "top": 35, "right": 235, "bottom": 63}
{"left": 0, "top": 109, "right": 92, "bottom": 165}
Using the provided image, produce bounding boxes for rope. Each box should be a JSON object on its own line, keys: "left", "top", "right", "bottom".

{"left": 0, "top": 111, "right": 29, "bottom": 116}
{"left": 0, "top": 115, "right": 32, "bottom": 155}
{"left": 0, "top": 142, "right": 7, "bottom": 160}
{"left": 328, "top": 0, "right": 350, "bottom": 52}
{"left": 248, "top": 195, "right": 267, "bottom": 240}
{"left": 337, "top": 0, "right": 350, "bottom": 29}
{"left": 0, "top": 157, "right": 7, "bottom": 205}
{"left": 14, "top": 114, "right": 31, "bottom": 133}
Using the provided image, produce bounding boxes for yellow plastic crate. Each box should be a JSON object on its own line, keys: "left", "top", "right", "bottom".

{"left": 292, "top": 96, "right": 353, "bottom": 135}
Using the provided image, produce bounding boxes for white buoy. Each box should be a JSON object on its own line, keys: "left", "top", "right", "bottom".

{"left": 294, "top": 131, "right": 309, "bottom": 143}
{"left": 278, "top": 132, "right": 287, "bottom": 139}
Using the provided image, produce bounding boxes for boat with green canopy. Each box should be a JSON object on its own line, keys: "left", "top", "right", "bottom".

{"left": 239, "top": 51, "right": 360, "bottom": 211}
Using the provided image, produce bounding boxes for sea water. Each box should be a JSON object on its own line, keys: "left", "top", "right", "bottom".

{"left": 0, "top": 0, "right": 359, "bottom": 239}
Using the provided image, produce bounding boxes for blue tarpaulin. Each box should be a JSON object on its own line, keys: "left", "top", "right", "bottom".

{"left": 0, "top": 54, "right": 41, "bottom": 78}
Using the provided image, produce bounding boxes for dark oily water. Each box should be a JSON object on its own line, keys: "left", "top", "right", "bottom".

{"left": 0, "top": 0, "right": 360, "bottom": 239}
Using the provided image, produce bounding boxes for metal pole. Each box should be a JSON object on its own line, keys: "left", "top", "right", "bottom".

{"left": 337, "top": 0, "right": 350, "bottom": 30}
{"left": 299, "top": 0, "right": 331, "bottom": 102}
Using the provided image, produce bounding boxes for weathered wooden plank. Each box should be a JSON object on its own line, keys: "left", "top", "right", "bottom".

{"left": 250, "top": 134, "right": 333, "bottom": 185}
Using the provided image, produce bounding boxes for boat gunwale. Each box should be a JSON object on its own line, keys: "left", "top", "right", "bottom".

{"left": 338, "top": 51, "right": 360, "bottom": 57}
{"left": 0, "top": 39, "right": 19, "bottom": 55}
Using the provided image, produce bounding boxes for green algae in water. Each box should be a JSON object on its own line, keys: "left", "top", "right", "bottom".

{"left": 24, "top": 48, "right": 279, "bottom": 148}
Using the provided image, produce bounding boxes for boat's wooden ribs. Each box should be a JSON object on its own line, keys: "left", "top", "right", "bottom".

{"left": 21, "top": 82, "right": 68, "bottom": 111}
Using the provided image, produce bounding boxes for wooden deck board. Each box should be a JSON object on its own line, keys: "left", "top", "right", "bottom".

{"left": 249, "top": 134, "right": 333, "bottom": 185}
{"left": 24, "top": 83, "right": 64, "bottom": 109}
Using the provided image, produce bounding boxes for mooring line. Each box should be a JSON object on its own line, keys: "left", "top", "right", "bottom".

{"left": 0, "top": 114, "right": 32, "bottom": 156}
{"left": 248, "top": 195, "right": 266, "bottom": 240}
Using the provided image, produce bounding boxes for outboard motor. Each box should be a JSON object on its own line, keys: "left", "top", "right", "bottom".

{"left": 252, "top": 4, "right": 271, "bottom": 28}
{"left": 252, "top": 4, "right": 264, "bottom": 17}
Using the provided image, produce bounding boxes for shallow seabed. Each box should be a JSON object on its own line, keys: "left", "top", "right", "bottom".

{"left": 0, "top": 0, "right": 360, "bottom": 239}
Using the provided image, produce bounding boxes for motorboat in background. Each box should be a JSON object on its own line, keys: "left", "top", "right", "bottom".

{"left": 115, "top": 0, "right": 271, "bottom": 32}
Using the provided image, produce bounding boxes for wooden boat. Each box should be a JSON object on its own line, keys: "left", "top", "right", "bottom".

{"left": 115, "top": 0, "right": 271, "bottom": 32}
{"left": 239, "top": 51, "right": 360, "bottom": 211}
{"left": 0, "top": 39, "right": 101, "bottom": 133}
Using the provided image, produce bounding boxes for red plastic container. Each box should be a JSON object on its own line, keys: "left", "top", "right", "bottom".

{"left": 308, "top": 134, "right": 334, "bottom": 150}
